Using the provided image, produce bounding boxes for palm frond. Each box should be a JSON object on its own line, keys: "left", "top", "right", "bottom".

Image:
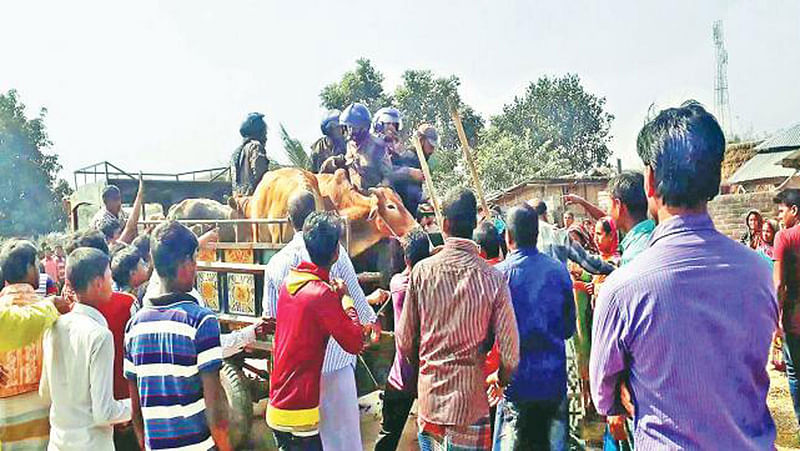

{"left": 279, "top": 124, "right": 310, "bottom": 170}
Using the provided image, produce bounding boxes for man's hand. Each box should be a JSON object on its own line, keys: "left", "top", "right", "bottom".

{"left": 255, "top": 317, "right": 276, "bottom": 339}
{"left": 331, "top": 278, "right": 350, "bottom": 298}
{"left": 619, "top": 381, "right": 634, "bottom": 418}
{"left": 486, "top": 371, "right": 504, "bottom": 407}
{"left": 585, "top": 283, "right": 595, "bottom": 297}
{"left": 562, "top": 194, "right": 586, "bottom": 206}
{"left": 48, "top": 295, "right": 72, "bottom": 314}
{"left": 366, "top": 289, "right": 390, "bottom": 306}
{"left": 607, "top": 415, "right": 628, "bottom": 441}
{"left": 409, "top": 168, "right": 425, "bottom": 182}
{"left": 363, "top": 322, "right": 382, "bottom": 345}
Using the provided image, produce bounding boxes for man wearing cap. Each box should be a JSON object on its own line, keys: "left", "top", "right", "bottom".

{"left": 90, "top": 185, "right": 129, "bottom": 231}
{"left": 232, "top": 112, "right": 270, "bottom": 196}
{"left": 311, "top": 110, "right": 347, "bottom": 173}
{"left": 389, "top": 124, "right": 439, "bottom": 217}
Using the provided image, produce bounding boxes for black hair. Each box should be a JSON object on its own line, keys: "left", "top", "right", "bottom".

{"left": 151, "top": 221, "right": 199, "bottom": 279}
{"left": 131, "top": 234, "right": 151, "bottom": 262}
{"left": 67, "top": 247, "right": 110, "bottom": 293}
{"left": 111, "top": 245, "right": 143, "bottom": 289}
{"left": 533, "top": 201, "right": 547, "bottom": 216}
{"left": 506, "top": 204, "right": 539, "bottom": 248}
{"left": 774, "top": 189, "right": 800, "bottom": 210}
{"left": 99, "top": 218, "right": 123, "bottom": 240}
{"left": 402, "top": 229, "right": 430, "bottom": 267}
{"left": 302, "top": 211, "right": 342, "bottom": 267}
{"left": 68, "top": 230, "right": 109, "bottom": 255}
{"left": 442, "top": 188, "right": 477, "bottom": 239}
{"left": 474, "top": 221, "right": 501, "bottom": 259}
{"left": 288, "top": 191, "right": 318, "bottom": 231}
{"left": 0, "top": 240, "right": 38, "bottom": 285}
{"left": 599, "top": 218, "right": 614, "bottom": 235}
{"left": 636, "top": 101, "right": 725, "bottom": 208}
{"left": 102, "top": 185, "right": 122, "bottom": 203}
{"left": 608, "top": 171, "right": 648, "bottom": 219}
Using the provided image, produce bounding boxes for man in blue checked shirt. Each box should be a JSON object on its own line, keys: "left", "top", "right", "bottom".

{"left": 263, "top": 191, "right": 386, "bottom": 451}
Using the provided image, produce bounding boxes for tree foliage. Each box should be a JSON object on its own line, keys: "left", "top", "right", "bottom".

{"left": 320, "top": 58, "right": 391, "bottom": 114}
{"left": 490, "top": 74, "right": 614, "bottom": 175}
{"left": 279, "top": 124, "right": 310, "bottom": 170}
{"left": 0, "top": 90, "right": 72, "bottom": 237}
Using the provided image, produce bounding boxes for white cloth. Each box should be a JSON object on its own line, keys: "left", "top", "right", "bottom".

{"left": 262, "top": 232, "right": 377, "bottom": 373}
{"left": 40, "top": 303, "right": 131, "bottom": 451}
{"left": 319, "top": 365, "right": 362, "bottom": 451}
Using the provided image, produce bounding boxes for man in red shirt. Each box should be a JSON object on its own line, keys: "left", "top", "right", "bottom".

{"left": 774, "top": 188, "right": 800, "bottom": 425}
{"left": 267, "top": 211, "right": 367, "bottom": 450}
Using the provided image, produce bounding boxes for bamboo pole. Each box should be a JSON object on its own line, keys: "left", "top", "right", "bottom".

{"left": 450, "top": 106, "right": 491, "bottom": 220}
{"left": 412, "top": 133, "right": 444, "bottom": 229}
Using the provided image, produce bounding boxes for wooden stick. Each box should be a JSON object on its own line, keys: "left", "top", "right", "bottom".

{"left": 412, "top": 134, "right": 444, "bottom": 229}
{"left": 450, "top": 106, "right": 490, "bottom": 220}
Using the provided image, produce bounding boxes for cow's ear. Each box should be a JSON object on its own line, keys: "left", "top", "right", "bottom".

{"left": 368, "top": 204, "right": 379, "bottom": 221}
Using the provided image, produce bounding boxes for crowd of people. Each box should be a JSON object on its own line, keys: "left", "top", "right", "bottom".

{"left": 0, "top": 98, "right": 796, "bottom": 451}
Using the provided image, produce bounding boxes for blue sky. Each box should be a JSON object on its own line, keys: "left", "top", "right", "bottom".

{"left": 2, "top": 0, "right": 798, "bottom": 185}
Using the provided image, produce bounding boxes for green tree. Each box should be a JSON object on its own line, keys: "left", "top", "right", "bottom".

{"left": 0, "top": 90, "right": 72, "bottom": 236}
{"left": 319, "top": 58, "right": 391, "bottom": 113}
{"left": 490, "top": 74, "right": 614, "bottom": 174}
{"left": 279, "top": 124, "right": 310, "bottom": 170}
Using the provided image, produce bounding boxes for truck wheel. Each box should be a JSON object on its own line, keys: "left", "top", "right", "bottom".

{"left": 220, "top": 361, "right": 253, "bottom": 449}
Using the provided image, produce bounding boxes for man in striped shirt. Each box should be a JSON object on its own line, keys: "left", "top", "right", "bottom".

{"left": 124, "top": 221, "right": 232, "bottom": 451}
{"left": 262, "top": 191, "right": 383, "bottom": 451}
{"left": 397, "top": 188, "right": 520, "bottom": 451}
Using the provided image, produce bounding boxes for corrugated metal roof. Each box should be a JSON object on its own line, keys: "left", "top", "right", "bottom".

{"left": 754, "top": 122, "right": 800, "bottom": 152}
{"left": 727, "top": 149, "right": 797, "bottom": 184}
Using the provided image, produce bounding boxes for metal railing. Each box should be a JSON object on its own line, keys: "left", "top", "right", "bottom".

{"left": 137, "top": 217, "right": 351, "bottom": 254}
{"left": 74, "top": 161, "right": 230, "bottom": 189}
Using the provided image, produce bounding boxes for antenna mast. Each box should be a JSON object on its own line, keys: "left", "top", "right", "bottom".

{"left": 713, "top": 20, "right": 733, "bottom": 138}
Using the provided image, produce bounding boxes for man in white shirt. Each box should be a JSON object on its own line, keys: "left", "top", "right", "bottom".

{"left": 263, "top": 191, "right": 386, "bottom": 451}
{"left": 40, "top": 248, "right": 131, "bottom": 451}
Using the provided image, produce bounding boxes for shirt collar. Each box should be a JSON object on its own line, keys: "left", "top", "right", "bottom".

{"left": 621, "top": 219, "right": 656, "bottom": 247}
{"left": 444, "top": 237, "right": 480, "bottom": 255}
{"left": 509, "top": 246, "right": 539, "bottom": 259}
{"left": 649, "top": 213, "right": 715, "bottom": 247}
{"left": 148, "top": 291, "right": 200, "bottom": 307}
{"left": 72, "top": 303, "right": 109, "bottom": 328}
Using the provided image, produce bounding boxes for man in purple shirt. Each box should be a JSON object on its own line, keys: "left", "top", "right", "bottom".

{"left": 590, "top": 101, "right": 778, "bottom": 450}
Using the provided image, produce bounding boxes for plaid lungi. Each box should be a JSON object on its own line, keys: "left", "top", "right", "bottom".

{"left": 418, "top": 416, "right": 492, "bottom": 451}
{"left": 0, "top": 391, "right": 50, "bottom": 450}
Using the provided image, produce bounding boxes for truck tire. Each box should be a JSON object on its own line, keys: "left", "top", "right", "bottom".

{"left": 220, "top": 361, "right": 253, "bottom": 449}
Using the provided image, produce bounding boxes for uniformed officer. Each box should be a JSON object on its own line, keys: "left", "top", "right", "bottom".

{"left": 310, "top": 110, "right": 347, "bottom": 173}
{"left": 231, "top": 112, "right": 269, "bottom": 196}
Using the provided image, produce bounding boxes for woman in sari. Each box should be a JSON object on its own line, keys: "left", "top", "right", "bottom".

{"left": 740, "top": 209, "right": 764, "bottom": 250}
{"left": 592, "top": 217, "right": 621, "bottom": 300}
{"left": 757, "top": 219, "right": 778, "bottom": 265}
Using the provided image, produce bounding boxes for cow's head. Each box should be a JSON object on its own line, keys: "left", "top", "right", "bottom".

{"left": 366, "top": 187, "right": 418, "bottom": 241}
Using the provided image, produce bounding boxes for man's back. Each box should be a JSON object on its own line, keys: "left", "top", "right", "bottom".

{"left": 496, "top": 248, "right": 574, "bottom": 402}
{"left": 42, "top": 304, "right": 130, "bottom": 450}
{"left": 591, "top": 214, "right": 777, "bottom": 449}
{"left": 124, "top": 294, "right": 222, "bottom": 451}
{"left": 398, "top": 238, "right": 519, "bottom": 426}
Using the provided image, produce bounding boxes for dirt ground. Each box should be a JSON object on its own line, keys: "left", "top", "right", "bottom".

{"left": 242, "top": 368, "right": 800, "bottom": 450}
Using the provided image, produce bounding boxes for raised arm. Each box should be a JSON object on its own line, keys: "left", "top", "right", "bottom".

{"left": 568, "top": 240, "right": 615, "bottom": 275}
{"left": 563, "top": 194, "right": 606, "bottom": 221}
{"left": 119, "top": 175, "right": 145, "bottom": 244}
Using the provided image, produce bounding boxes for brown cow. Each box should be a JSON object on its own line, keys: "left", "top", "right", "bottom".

{"left": 315, "top": 169, "right": 418, "bottom": 257}
{"left": 232, "top": 167, "right": 417, "bottom": 257}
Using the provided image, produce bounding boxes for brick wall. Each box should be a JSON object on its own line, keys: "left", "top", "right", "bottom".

{"left": 708, "top": 191, "right": 777, "bottom": 240}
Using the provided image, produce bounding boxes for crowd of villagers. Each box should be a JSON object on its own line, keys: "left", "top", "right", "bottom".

{"left": 1, "top": 99, "right": 800, "bottom": 451}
